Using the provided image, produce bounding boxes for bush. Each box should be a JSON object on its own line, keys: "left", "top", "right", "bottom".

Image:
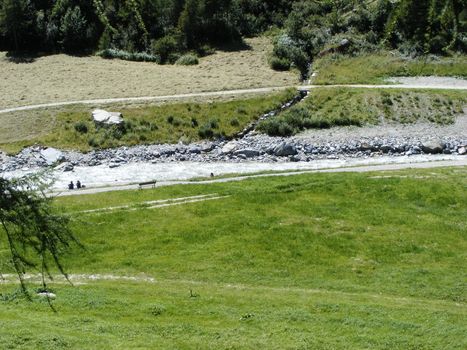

{"left": 151, "top": 35, "right": 182, "bottom": 63}
{"left": 175, "top": 54, "right": 199, "bottom": 65}
{"left": 97, "top": 49, "right": 160, "bottom": 63}
{"left": 272, "top": 33, "right": 310, "bottom": 76}
{"left": 74, "top": 121, "right": 88, "bottom": 134}
{"left": 230, "top": 118, "right": 240, "bottom": 126}
{"left": 270, "top": 56, "right": 291, "bottom": 71}
{"left": 198, "top": 125, "right": 214, "bottom": 139}
{"left": 207, "top": 119, "right": 219, "bottom": 129}
{"left": 88, "top": 136, "right": 100, "bottom": 147}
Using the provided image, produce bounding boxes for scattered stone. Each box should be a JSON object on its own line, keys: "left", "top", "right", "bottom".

{"left": 189, "top": 146, "right": 202, "bottom": 154}
{"left": 55, "top": 162, "right": 74, "bottom": 172}
{"left": 274, "top": 143, "right": 297, "bottom": 157}
{"left": 421, "top": 140, "right": 444, "bottom": 154}
{"left": 37, "top": 292, "right": 56, "bottom": 299}
{"left": 221, "top": 141, "right": 238, "bottom": 154}
{"left": 234, "top": 149, "right": 260, "bottom": 158}
{"left": 359, "top": 143, "right": 373, "bottom": 152}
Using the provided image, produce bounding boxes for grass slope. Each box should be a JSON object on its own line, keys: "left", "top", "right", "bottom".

{"left": 0, "top": 89, "right": 295, "bottom": 154}
{"left": 312, "top": 52, "right": 467, "bottom": 85}
{"left": 1, "top": 167, "right": 466, "bottom": 349}
{"left": 0, "top": 37, "right": 297, "bottom": 110}
{"left": 258, "top": 88, "right": 466, "bottom": 136}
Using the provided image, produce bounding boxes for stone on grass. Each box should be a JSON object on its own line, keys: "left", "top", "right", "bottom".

{"left": 37, "top": 292, "right": 56, "bottom": 299}
{"left": 92, "top": 109, "right": 123, "bottom": 126}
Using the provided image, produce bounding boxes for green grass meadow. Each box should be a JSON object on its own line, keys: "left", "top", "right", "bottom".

{"left": 259, "top": 88, "right": 466, "bottom": 136}
{"left": 1, "top": 167, "right": 466, "bottom": 349}
{"left": 312, "top": 52, "right": 467, "bottom": 85}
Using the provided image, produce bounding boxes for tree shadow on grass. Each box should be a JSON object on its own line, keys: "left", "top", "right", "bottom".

{"left": 214, "top": 39, "right": 252, "bottom": 53}
{"left": 5, "top": 50, "right": 94, "bottom": 64}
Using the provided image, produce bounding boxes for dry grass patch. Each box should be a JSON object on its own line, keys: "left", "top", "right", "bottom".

{"left": 0, "top": 37, "right": 297, "bottom": 110}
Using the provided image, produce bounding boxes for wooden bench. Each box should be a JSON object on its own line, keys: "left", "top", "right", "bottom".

{"left": 138, "top": 180, "right": 157, "bottom": 189}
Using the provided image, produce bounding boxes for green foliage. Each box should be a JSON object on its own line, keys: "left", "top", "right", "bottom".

{"left": 269, "top": 56, "right": 291, "bottom": 71}
{"left": 151, "top": 34, "right": 183, "bottom": 63}
{"left": 0, "top": 175, "right": 78, "bottom": 294}
{"left": 175, "top": 53, "right": 199, "bottom": 65}
{"left": 1, "top": 0, "right": 464, "bottom": 66}
{"left": 0, "top": 0, "right": 37, "bottom": 51}
{"left": 97, "top": 48, "right": 160, "bottom": 62}
{"left": 60, "top": 6, "right": 90, "bottom": 52}
{"left": 74, "top": 121, "right": 88, "bottom": 134}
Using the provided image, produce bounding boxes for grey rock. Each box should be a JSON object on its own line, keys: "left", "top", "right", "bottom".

{"left": 62, "top": 163, "right": 74, "bottom": 172}
{"left": 458, "top": 146, "right": 467, "bottom": 155}
{"left": 359, "top": 143, "right": 373, "bottom": 152}
{"left": 221, "top": 141, "right": 238, "bottom": 154}
{"left": 40, "top": 148, "right": 64, "bottom": 165}
{"left": 379, "top": 145, "right": 393, "bottom": 153}
{"left": 421, "top": 141, "right": 444, "bottom": 154}
{"left": 274, "top": 143, "right": 297, "bottom": 157}
{"left": 189, "top": 146, "right": 202, "bottom": 154}
{"left": 234, "top": 149, "right": 260, "bottom": 158}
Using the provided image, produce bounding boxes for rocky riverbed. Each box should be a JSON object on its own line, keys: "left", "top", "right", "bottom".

{"left": 1, "top": 127, "right": 465, "bottom": 175}
{"left": 1, "top": 87, "right": 466, "bottom": 175}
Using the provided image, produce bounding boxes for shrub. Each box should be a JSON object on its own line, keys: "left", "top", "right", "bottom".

{"left": 207, "top": 119, "right": 219, "bottom": 129}
{"left": 88, "top": 136, "right": 99, "bottom": 147}
{"left": 270, "top": 56, "right": 291, "bottom": 71}
{"left": 167, "top": 116, "right": 174, "bottom": 124}
{"left": 151, "top": 35, "right": 181, "bottom": 63}
{"left": 230, "top": 118, "right": 240, "bottom": 126}
{"left": 74, "top": 121, "right": 88, "bottom": 134}
{"left": 175, "top": 54, "right": 199, "bottom": 65}
{"left": 97, "top": 49, "right": 160, "bottom": 63}
{"left": 191, "top": 117, "right": 198, "bottom": 127}
{"left": 198, "top": 125, "right": 214, "bottom": 139}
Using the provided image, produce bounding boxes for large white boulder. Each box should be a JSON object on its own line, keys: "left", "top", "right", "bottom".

{"left": 92, "top": 109, "right": 123, "bottom": 125}
{"left": 40, "top": 147, "right": 64, "bottom": 165}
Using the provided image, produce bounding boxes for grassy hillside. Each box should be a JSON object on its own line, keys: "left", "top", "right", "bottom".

{"left": 1, "top": 167, "right": 466, "bottom": 349}
{"left": 0, "top": 89, "right": 295, "bottom": 154}
{"left": 258, "top": 88, "right": 466, "bottom": 136}
{"left": 312, "top": 53, "right": 467, "bottom": 85}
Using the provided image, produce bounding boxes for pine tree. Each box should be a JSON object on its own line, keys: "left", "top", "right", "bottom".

{"left": 0, "top": 0, "right": 35, "bottom": 50}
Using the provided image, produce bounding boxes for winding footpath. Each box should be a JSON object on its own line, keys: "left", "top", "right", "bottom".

{"left": 1, "top": 77, "right": 466, "bottom": 114}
